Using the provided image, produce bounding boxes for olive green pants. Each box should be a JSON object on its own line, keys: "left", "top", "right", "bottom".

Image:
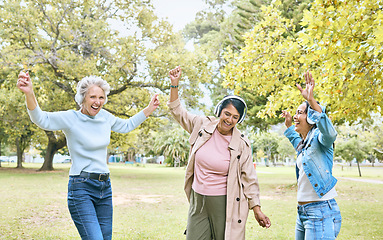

{"left": 186, "top": 189, "right": 227, "bottom": 240}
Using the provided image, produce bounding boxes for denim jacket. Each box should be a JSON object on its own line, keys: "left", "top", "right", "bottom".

{"left": 284, "top": 105, "right": 338, "bottom": 198}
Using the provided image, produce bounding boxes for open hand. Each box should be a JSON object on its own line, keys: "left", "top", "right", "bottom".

{"left": 281, "top": 110, "right": 292, "bottom": 128}
{"left": 296, "top": 70, "right": 315, "bottom": 102}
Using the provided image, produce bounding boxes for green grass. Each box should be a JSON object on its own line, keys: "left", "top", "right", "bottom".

{"left": 0, "top": 163, "right": 382, "bottom": 239}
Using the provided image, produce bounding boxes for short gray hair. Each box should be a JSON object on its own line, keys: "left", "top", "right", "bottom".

{"left": 74, "top": 76, "right": 110, "bottom": 106}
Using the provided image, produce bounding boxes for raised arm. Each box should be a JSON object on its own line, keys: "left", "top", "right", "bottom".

{"left": 16, "top": 71, "right": 38, "bottom": 110}
{"left": 297, "top": 71, "right": 337, "bottom": 146}
{"left": 167, "top": 66, "right": 202, "bottom": 134}
{"left": 16, "top": 71, "right": 74, "bottom": 131}
{"left": 169, "top": 66, "right": 181, "bottom": 102}
{"left": 296, "top": 70, "right": 322, "bottom": 113}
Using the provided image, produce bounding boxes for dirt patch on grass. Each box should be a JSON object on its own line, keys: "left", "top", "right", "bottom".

{"left": 260, "top": 183, "right": 297, "bottom": 201}
{"left": 113, "top": 193, "right": 169, "bottom": 206}
{"left": 19, "top": 203, "right": 70, "bottom": 228}
{"left": 0, "top": 167, "right": 66, "bottom": 174}
{"left": 338, "top": 177, "right": 383, "bottom": 184}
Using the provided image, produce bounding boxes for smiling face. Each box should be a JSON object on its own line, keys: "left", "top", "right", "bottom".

{"left": 293, "top": 103, "right": 313, "bottom": 139}
{"left": 217, "top": 103, "right": 240, "bottom": 136}
{"left": 80, "top": 85, "right": 105, "bottom": 116}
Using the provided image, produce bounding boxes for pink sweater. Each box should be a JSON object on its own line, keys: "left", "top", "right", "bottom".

{"left": 192, "top": 129, "right": 232, "bottom": 196}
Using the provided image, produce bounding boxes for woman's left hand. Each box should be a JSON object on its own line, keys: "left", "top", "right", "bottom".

{"left": 296, "top": 70, "right": 315, "bottom": 102}
{"left": 253, "top": 206, "right": 271, "bottom": 228}
{"left": 296, "top": 70, "right": 322, "bottom": 113}
{"left": 143, "top": 93, "right": 160, "bottom": 117}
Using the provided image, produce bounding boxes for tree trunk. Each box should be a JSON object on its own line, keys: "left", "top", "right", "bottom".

{"left": 16, "top": 137, "right": 23, "bottom": 169}
{"left": 357, "top": 161, "right": 362, "bottom": 177}
{"left": 39, "top": 131, "right": 66, "bottom": 171}
{"left": 40, "top": 142, "right": 57, "bottom": 171}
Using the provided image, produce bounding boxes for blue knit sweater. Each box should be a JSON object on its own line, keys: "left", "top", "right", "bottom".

{"left": 28, "top": 105, "right": 147, "bottom": 175}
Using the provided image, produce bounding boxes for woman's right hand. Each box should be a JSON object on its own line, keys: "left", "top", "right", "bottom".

{"left": 17, "top": 71, "right": 38, "bottom": 110}
{"left": 169, "top": 66, "right": 181, "bottom": 86}
{"left": 17, "top": 71, "right": 33, "bottom": 95}
{"left": 281, "top": 110, "right": 292, "bottom": 128}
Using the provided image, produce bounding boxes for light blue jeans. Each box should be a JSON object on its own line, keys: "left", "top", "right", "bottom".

{"left": 67, "top": 176, "right": 113, "bottom": 240}
{"left": 296, "top": 199, "right": 342, "bottom": 240}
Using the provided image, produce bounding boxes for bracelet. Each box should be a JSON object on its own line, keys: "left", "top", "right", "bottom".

{"left": 170, "top": 85, "right": 178, "bottom": 88}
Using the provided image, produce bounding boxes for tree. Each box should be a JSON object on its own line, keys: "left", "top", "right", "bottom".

{"left": 223, "top": 0, "right": 383, "bottom": 123}
{"left": 335, "top": 137, "right": 368, "bottom": 177}
{"left": 334, "top": 119, "right": 378, "bottom": 177}
{"left": 337, "top": 111, "right": 383, "bottom": 166}
{"left": 0, "top": 0, "right": 207, "bottom": 170}
{"left": 0, "top": 88, "right": 35, "bottom": 168}
{"left": 184, "top": 0, "right": 312, "bottom": 131}
{"left": 277, "top": 136, "right": 295, "bottom": 164}
{"left": 222, "top": 3, "right": 307, "bottom": 120}
{"left": 298, "top": 0, "right": 383, "bottom": 122}
{"left": 250, "top": 131, "right": 281, "bottom": 166}
{"left": 362, "top": 112, "right": 383, "bottom": 164}
{"left": 0, "top": 124, "right": 10, "bottom": 167}
{"left": 153, "top": 123, "right": 190, "bottom": 167}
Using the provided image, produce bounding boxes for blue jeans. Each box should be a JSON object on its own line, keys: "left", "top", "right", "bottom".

{"left": 67, "top": 176, "right": 113, "bottom": 240}
{"left": 296, "top": 199, "right": 341, "bottom": 240}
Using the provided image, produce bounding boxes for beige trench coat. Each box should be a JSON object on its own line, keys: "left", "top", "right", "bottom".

{"left": 168, "top": 99, "right": 262, "bottom": 239}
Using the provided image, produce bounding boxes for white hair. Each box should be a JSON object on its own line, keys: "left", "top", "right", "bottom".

{"left": 74, "top": 76, "right": 110, "bottom": 106}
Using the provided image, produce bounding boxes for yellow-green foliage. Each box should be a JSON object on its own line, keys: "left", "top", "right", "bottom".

{"left": 223, "top": 0, "right": 383, "bottom": 122}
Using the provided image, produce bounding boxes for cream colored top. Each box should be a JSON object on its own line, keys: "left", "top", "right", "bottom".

{"left": 297, "top": 153, "right": 337, "bottom": 202}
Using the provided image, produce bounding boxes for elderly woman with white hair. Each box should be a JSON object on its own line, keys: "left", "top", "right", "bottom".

{"left": 17, "top": 71, "right": 159, "bottom": 240}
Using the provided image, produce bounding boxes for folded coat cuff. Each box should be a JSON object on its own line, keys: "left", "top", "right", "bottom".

{"left": 167, "top": 98, "right": 181, "bottom": 110}
{"left": 248, "top": 198, "right": 261, "bottom": 209}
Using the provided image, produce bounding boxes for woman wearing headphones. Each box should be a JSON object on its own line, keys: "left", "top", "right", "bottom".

{"left": 168, "top": 66, "right": 271, "bottom": 240}
{"left": 281, "top": 71, "right": 341, "bottom": 239}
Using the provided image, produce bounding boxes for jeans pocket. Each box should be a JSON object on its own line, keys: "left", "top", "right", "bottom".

{"left": 333, "top": 214, "right": 342, "bottom": 238}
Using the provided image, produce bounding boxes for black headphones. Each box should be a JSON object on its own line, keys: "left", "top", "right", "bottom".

{"left": 214, "top": 95, "right": 247, "bottom": 124}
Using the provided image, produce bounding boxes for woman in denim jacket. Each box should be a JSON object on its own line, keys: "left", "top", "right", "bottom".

{"left": 281, "top": 71, "right": 342, "bottom": 240}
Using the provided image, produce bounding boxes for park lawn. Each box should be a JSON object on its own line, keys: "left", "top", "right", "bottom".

{"left": 0, "top": 163, "right": 382, "bottom": 239}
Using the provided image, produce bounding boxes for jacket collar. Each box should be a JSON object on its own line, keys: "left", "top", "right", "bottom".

{"left": 202, "top": 117, "right": 243, "bottom": 151}
{"left": 297, "top": 127, "right": 318, "bottom": 154}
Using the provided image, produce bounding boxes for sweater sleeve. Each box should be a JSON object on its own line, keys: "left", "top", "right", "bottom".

{"left": 109, "top": 110, "right": 147, "bottom": 133}
{"left": 27, "top": 105, "right": 73, "bottom": 131}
